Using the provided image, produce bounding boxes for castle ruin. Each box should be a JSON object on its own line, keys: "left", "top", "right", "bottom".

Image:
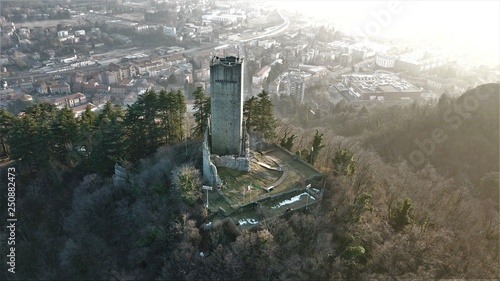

{"left": 203, "top": 56, "right": 250, "bottom": 186}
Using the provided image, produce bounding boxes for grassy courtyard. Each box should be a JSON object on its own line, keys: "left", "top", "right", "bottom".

{"left": 217, "top": 162, "right": 282, "bottom": 205}
{"left": 205, "top": 146, "right": 324, "bottom": 225}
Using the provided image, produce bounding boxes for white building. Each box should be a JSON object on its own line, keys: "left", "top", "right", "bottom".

{"left": 252, "top": 65, "right": 271, "bottom": 85}
{"left": 57, "top": 30, "right": 68, "bottom": 38}
{"left": 375, "top": 53, "right": 397, "bottom": 68}
{"left": 202, "top": 13, "right": 245, "bottom": 23}
{"left": 287, "top": 71, "right": 311, "bottom": 104}
{"left": 52, "top": 92, "right": 86, "bottom": 108}
{"left": 135, "top": 25, "right": 149, "bottom": 33}
{"left": 58, "top": 55, "right": 78, "bottom": 64}
{"left": 163, "top": 26, "right": 176, "bottom": 37}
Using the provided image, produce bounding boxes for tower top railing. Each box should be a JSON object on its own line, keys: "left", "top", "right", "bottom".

{"left": 210, "top": 56, "right": 243, "bottom": 66}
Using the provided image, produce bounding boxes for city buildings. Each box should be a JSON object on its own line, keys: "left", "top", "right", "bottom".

{"left": 375, "top": 53, "right": 397, "bottom": 69}
{"left": 49, "top": 82, "right": 71, "bottom": 95}
{"left": 163, "top": 26, "right": 177, "bottom": 37}
{"left": 342, "top": 73, "right": 423, "bottom": 101}
{"left": 287, "top": 71, "right": 310, "bottom": 104}
{"left": 394, "top": 51, "right": 448, "bottom": 75}
{"left": 52, "top": 92, "right": 87, "bottom": 109}
{"left": 252, "top": 65, "right": 271, "bottom": 85}
{"left": 0, "top": 0, "right": 494, "bottom": 120}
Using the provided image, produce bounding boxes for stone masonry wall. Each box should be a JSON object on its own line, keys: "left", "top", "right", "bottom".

{"left": 211, "top": 154, "right": 250, "bottom": 172}
{"left": 210, "top": 57, "right": 244, "bottom": 156}
{"left": 202, "top": 131, "right": 222, "bottom": 187}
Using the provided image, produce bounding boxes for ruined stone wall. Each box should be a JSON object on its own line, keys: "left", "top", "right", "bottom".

{"left": 113, "top": 163, "right": 128, "bottom": 187}
{"left": 210, "top": 56, "right": 244, "bottom": 156}
{"left": 202, "top": 118, "right": 249, "bottom": 187}
{"left": 202, "top": 131, "right": 222, "bottom": 186}
{"left": 249, "top": 130, "right": 265, "bottom": 151}
{"left": 211, "top": 154, "right": 250, "bottom": 172}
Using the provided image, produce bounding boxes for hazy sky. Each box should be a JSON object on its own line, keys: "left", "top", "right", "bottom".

{"left": 268, "top": 1, "right": 500, "bottom": 66}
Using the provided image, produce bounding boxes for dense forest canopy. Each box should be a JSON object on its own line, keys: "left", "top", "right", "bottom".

{"left": 2, "top": 89, "right": 187, "bottom": 175}
{"left": 0, "top": 84, "right": 498, "bottom": 280}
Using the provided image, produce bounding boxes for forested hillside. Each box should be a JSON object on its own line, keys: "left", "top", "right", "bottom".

{"left": 1, "top": 89, "right": 186, "bottom": 176}
{"left": 277, "top": 83, "right": 499, "bottom": 203}
{"left": 0, "top": 84, "right": 498, "bottom": 280}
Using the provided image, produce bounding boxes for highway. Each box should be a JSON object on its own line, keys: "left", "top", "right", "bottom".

{"left": 228, "top": 10, "right": 290, "bottom": 43}
{"left": 177, "top": 9, "right": 290, "bottom": 56}
{"left": 3, "top": 10, "right": 290, "bottom": 82}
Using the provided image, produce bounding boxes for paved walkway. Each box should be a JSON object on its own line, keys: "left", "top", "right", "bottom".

{"left": 265, "top": 166, "right": 288, "bottom": 191}
{"left": 253, "top": 160, "right": 281, "bottom": 171}
{"left": 252, "top": 154, "right": 289, "bottom": 192}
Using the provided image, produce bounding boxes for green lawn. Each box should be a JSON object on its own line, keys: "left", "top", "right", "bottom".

{"left": 265, "top": 148, "right": 294, "bottom": 163}
{"left": 212, "top": 146, "right": 324, "bottom": 220}
{"left": 287, "top": 159, "right": 319, "bottom": 178}
{"left": 207, "top": 189, "right": 233, "bottom": 215}
{"left": 218, "top": 163, "right": 282, "bottom": 205}
{"left": 266, "top": 149, "right": 319, "bottom": 178}
{"left": 277, "top": 168, "right": 303, "bottom": 191}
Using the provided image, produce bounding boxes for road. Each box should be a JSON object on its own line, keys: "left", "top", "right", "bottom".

{"left": 227, "top": 10, "right": 290, "bottom": 43}
{"left": 3, "top": 11, "right": 290, "bottom": 82}
{"left": 179, "top": 9, "right": 289, "bottom": 56}
{"left": 245, "top": 10, "right": 290, "bottom": 41}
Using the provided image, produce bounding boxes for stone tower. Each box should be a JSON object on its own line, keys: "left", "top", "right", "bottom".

{"left": 210, "top": 56, "right": 244, "bottom": 156}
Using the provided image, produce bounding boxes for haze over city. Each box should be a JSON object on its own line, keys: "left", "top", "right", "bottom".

{"left": 271, "top": 0, "right": 500, "bottom": 67}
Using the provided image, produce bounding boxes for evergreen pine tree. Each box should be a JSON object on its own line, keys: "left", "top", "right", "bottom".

{"left": 125, "top": 99, "right": 149, "bottom": 161}
{"left": 243, "top": 96, "right": 257, "bottom": 130}
{"left": 279, "top": 132, "right": 296, "bottom": 151}
{"left": 173, "top": 89, "right": 186, "bottom": 141}
{"left": 0, "top": 109, "right": 15, "bottom": 158}
{"left": 91, "top": 103, "right": 126, "bottom": 175}
{"left": 331, "top": 148, "right": 356, "bottom": 177}
{"left": 164, "top": 90, "right": 177, "bottom": 142}
{"left": 158, "top": 89, "right": 170, "bottom": 143}
{"left": 7, "top": 115, "right": 38, "bottom": 171}
{"left": 140, "top": 90, "right": 161, "bottom": 150}
{"left": 255, "top": 90, "right": 276, "bottom": 139}
{"left": 51, "top": 105, "right": 79, "bottom": 166}
{"left": 192, "top": 87, "right": 210, "bottom": 137}
{"left": 27, "top": 103, "right": 58, "bottom": 169}
{"left": 77, "top": 105, "right": 97, "bottom": 170}
{"left": 309, "top": 130, "right": 325, "bottom": 165}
